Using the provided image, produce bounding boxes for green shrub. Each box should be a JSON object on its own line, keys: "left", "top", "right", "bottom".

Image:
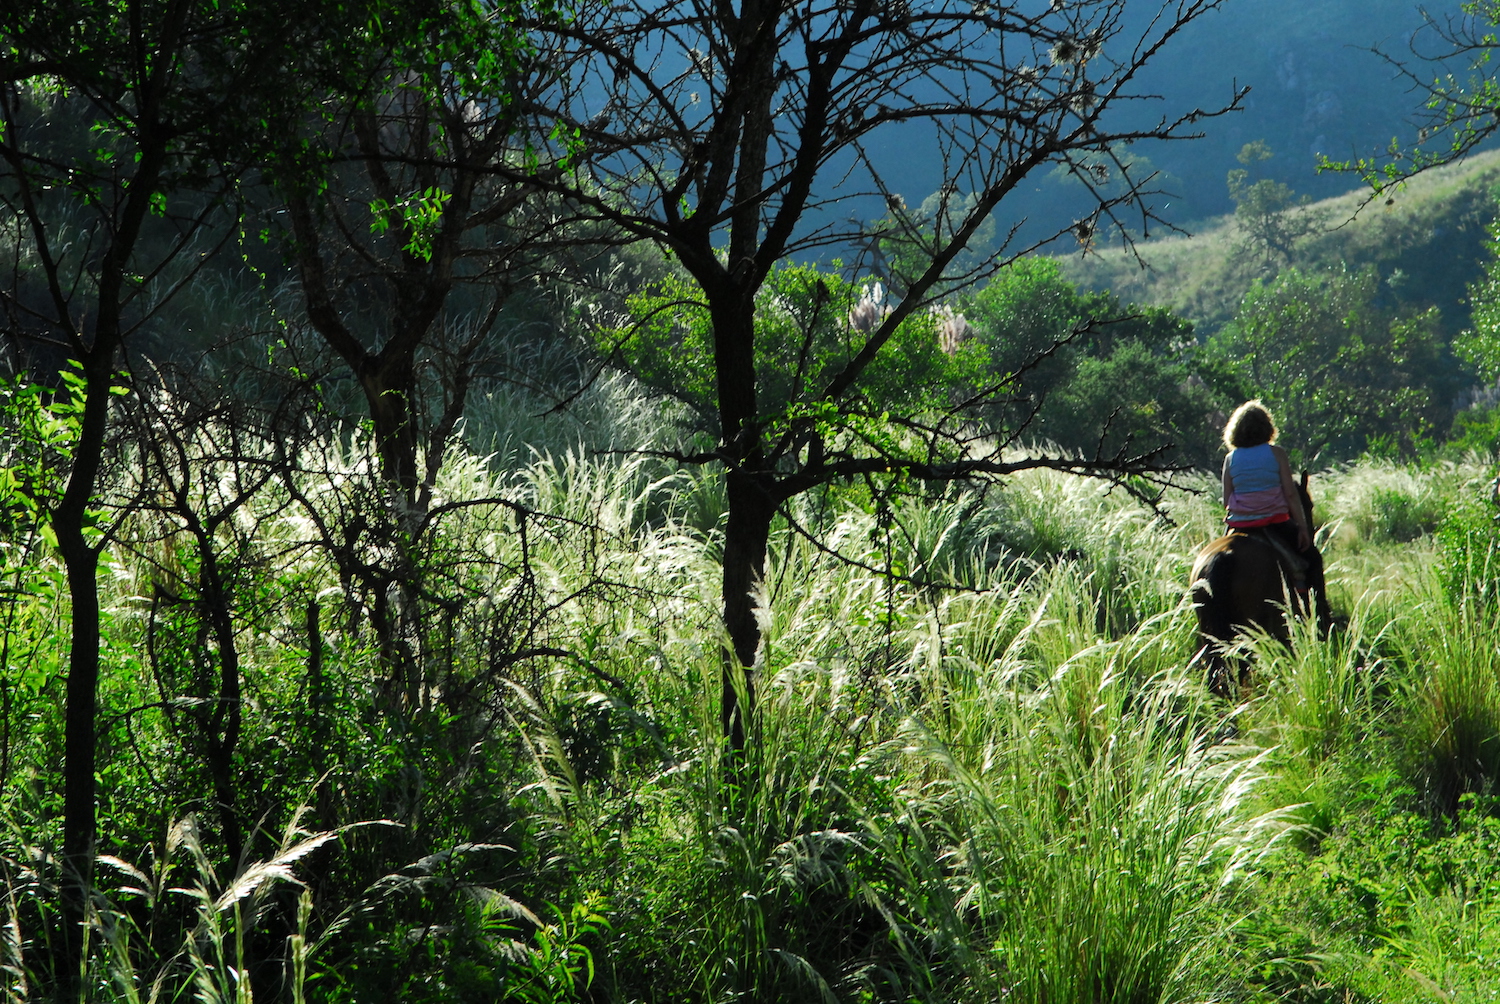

{"left": 1435, "top": 479, "right": 1500, "bottom": 606}
{"left": 1443, "top": 399, "right": 1500, "bottom": 459}
{"left": 1231, "top": 782, "right": 1500, "bottom": 1003}
{"left": 1318, "top": 460, "right": 1472, "bottom": 548}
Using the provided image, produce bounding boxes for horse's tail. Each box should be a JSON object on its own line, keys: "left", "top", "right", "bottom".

{"left": 1194, "top": 540, "right": 1230, "bottom": 627}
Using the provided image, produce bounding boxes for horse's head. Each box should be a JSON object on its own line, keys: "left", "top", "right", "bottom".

{"left": 1299, "top": 470, "right": 1314, "bottom": 519}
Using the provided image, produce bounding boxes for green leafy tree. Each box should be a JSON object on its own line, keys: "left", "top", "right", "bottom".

{"left": 273, "top": 0, "right": 558, "bottom": 513}
{"left": 1227, "top": 141, "right": 1324, "bottom": 266}
{"left": 1208, "top": 265, "right": 1460, "bottom": 461}
{"left": 525, "top": 0, "right": 1240, "bottom": 753}
{"left": 607, "top": 264, "right": 989, "bottom": 440}
{"left": 0, "top": 1, "right": 351, "bottom": 984}
{"left": 267, "top": 0, "right": 566, "bottom": 707}
{"left": 1455, "top": 202, "right": 1500, "bottom": 383}
{"left": 962, "top": 258, "right": 1091, "bottom": 399}
{"left": 1447, "top": 197, "right": 1500, "bottom": 456}
{"left": 1038, "top": 336, "right": 1226, "bottom": 466}
{"left": 961, "top": 258, "right": 1222, "bottom": 465}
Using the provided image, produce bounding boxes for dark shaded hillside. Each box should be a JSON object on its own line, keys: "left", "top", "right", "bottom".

{"left": 1058, "top": 149, "right": 1500, "bottom": 339}
{"left": 1125, "top": 0, "right": 1444, "bottom": 221}
{"left": 870, "top": 2, "right": 1464, "bottom": 250}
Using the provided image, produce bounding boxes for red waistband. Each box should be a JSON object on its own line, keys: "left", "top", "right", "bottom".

{"left": 1226, "top": 512, "right": 1290, "bottom": 529}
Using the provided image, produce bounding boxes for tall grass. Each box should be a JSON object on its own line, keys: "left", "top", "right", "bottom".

{"left": 1317, "top": 460, "right": 1474, "bottom": 548}
{"left": 15, "top": 361, "right": 1500, "bottom": 1002}
{"left": 1392, "top": 587, "right": 1500, "bottom": 813}
{"left": 506, "top": 486, "right": 1292, "bottom": 1002}
{"left": 1242, "top": 600, "right": 1385, "bottom": 769}
{"left": 897, "top": 667, "right": 1279, "bottom": 1004}
{"left": 0, "top": 806, "right": 335, "bottom": 1003}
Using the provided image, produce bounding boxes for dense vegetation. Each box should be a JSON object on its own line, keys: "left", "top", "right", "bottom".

{"left": 8, "top": 0, "right": 1500, "bottom": 1002}
{"left": 7, "top": 390, "right": 1500, "bottom": 1003}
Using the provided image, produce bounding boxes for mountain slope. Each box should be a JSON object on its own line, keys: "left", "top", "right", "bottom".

{"left": 1058, "top": 149, "right": 1500, "bottom": 337}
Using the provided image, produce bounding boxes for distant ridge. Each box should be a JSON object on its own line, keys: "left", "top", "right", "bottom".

{"left": 1059, "top": 149, "right": 1500, "bottom": 338}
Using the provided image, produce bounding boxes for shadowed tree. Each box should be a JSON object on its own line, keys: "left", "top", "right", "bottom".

{"left": 0, "top": 0, "right": 358, "bottom": 987}
{"left": 517, "top": 0, "right": 1244, "bottom": 751}
{"left": 268, "top": 0, "right": 579, "bottom": 706}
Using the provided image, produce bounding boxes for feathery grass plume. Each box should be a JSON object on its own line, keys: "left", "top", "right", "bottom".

{"left": 0, "top": 791, "right": 363, "bottom": 1003}
{"left": 888, "top": 664, "right": 1284, "bottom": 1003}
{"left": 523, "top": 448, "right": 681, "bottom": 536}
{"left": 848, "top": 281, "right": 891, "bottom": 333}
{"left": 1241, "top": 597, "right": 1386, "bottom": 769}
{"left": 465, "top": 368, "right": 680, "bottom": 474}
{"left": 1392, "top": 579, "right": 1500, "bottom": 813}
{"left": 1317, "top": 458, "right": 1475, "bottom": 548}
{"left": 514, "top": 609, "right": 932, "bottom": 1000}
{"left": 1230, "top": 597, "right": 1391, "bottom": 837}
{"left": 933, "top": 305, "right": 971, "bottom": 357}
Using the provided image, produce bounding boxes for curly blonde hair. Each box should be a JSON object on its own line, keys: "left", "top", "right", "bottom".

{"left": 1223, "top": 399, "right": 1277, "bottom": 449}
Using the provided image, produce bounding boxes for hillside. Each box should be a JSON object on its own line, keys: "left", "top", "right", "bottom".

{"left": 871, "top": 1, "right": 1460, "bottom": 243}
{"left": 1059, "top": 149, "right": 1500, "bottom": 337}
{"left": 1120, "top": 0, "right": 1450, "bottom": 218}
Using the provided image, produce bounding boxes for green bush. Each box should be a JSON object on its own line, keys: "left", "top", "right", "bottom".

{"left": 1393, "top": 592, "right": 1500, "bottom": 814}
{"left": 1435, "top": 478, "right": 1500, "bottom": 606}
{"left": 1206, "top": 266, "right": 1463, "bottom": 464}
{"left": 1317, "top": 460, "right": 1470, "bottom": 548}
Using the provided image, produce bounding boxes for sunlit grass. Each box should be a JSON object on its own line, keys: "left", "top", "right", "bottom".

{"left": 12, "top": 393, "right": 1500, "bottom": 1000}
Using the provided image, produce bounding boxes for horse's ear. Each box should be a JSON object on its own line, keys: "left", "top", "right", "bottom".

{"left": 1300, "top": 470, "right": 1309, "bottom": 491}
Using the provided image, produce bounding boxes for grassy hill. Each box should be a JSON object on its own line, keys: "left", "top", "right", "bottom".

{"left": 1060, "top": 149, "right": 1500, "bottom": 338}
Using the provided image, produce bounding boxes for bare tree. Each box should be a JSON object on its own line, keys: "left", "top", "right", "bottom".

{"left": 270, "top": 4, "right": 591, "bottom": 706}
{"left": 1325, "top": 2, "right": 1500, "bottom": 190}
{"left": 512, "top": 0, "right": 1242, "bottom": 750}
{"left": 113, "top": 351, "right": 323, "bottom": 999}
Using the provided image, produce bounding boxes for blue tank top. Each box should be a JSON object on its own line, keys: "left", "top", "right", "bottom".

{"left": 1226, "top": 443, "right": 1288, "bottom": 522}
{"left": 1228, "top": 443, "right": 1280, "bottom": 494}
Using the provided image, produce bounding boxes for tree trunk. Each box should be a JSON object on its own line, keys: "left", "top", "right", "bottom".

{"left": 710, "top": 280, "right": 769, "bottom": 753}
{"left": 197, "top": 548, "right": 244, "bottom": 864}
{"left": 357, "top": 357, "right": 427, "bottom": 709}
{"left": 359, "top": 357, "right": 422, "bottom": 512}
{"left": 720, "top": 469, "right": 775, "bottom": 753}
{"left": 54, "top": 350, "right": 117, "bottom": 988}
{"left": 57, "top": 537, "right": 99, "bottom": 977}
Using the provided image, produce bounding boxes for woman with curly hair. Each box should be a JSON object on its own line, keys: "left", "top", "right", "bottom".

{"left": 1221, "top": 399, "right": 1331, "bottom": 627}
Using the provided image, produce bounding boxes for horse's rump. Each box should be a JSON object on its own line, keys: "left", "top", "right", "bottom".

{"left": 1193, "top": 471, "right": 1322, "bottom": 696}
{"left": 1192, "top": 531, "right": 1298, "bottom": 650}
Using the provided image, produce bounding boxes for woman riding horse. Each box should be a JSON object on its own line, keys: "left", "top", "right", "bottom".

{"left": 1219, "top": 399, "right": 1330, "bottom": 625}
{"left": 1194, "top": 401, "right": 1332, "bottom": 692}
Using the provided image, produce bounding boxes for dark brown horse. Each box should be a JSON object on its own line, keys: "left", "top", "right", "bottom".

{"left": 1191, "top": 471, "right": 1321, "bottom": 696}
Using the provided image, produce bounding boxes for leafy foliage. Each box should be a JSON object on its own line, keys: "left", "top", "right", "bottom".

{"left": 1228, "top": 141, "right": 1325, "bottom": 265}
{"left": 12, "top": 3, "right": 1500, "bottom": 1002}
{"left": 1206, "top": 265, "right": 1462, "bottom": 462}
{"left": 1455, "top": 199, "right": 1500, "bottom": 383}
{"left": 602, "top": 264, "right": 989, "bottom": 441}
{"left": 961, "top": 258, "right": 1225, "bottom": 464}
